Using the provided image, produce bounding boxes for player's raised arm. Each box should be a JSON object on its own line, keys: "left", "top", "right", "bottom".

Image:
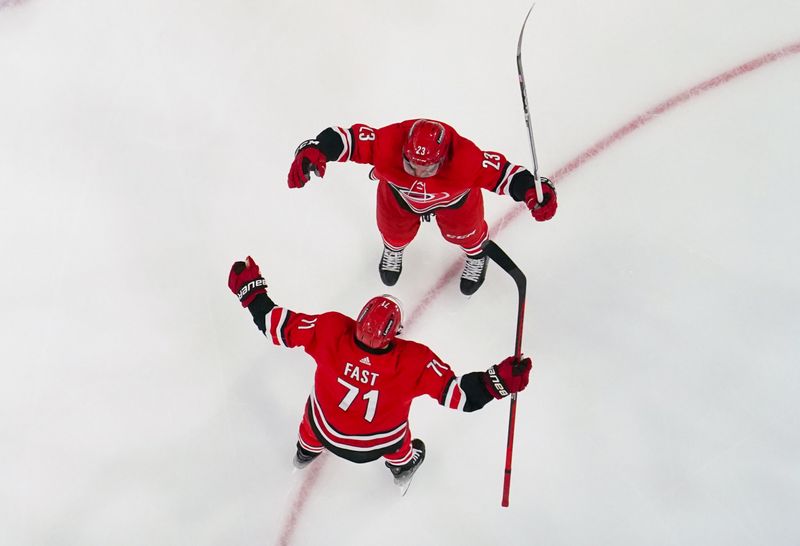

{"left": 227, "top": 257, "right": 320, "bottom": 348}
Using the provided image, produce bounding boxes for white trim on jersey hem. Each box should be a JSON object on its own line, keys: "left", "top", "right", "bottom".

{"left": 385, "top": 446, "right": 414, "bottom": 466}
{"left": 298, "top": 437, "right": 324, "bottom": 454}
{"left": 463, "top": 239, "right": 487, "bottom": 256}
{"left": 382, "top": 240, "right": 407, "bottom": 252}
{"left": 310, "top": 391, "right": 408, "bottom": 452}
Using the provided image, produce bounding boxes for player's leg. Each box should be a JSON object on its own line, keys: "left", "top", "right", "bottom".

{"left": 376, "top": 182, "right": 421, "bottom": 286}
{"left": 434, "top": 191, "right": 490, "bottom": 295}
{"left": 294, "top": 404, "right": 325, "bottom": 469}
{"left": 383, "top": 430, "right": 426, "bottom": 484}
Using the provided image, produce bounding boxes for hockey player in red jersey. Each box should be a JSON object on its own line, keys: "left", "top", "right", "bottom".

{"left": 228, "top": 256, "right": 533, "bottom": 487}
{"left": 287, "top": 119, "right": 557, "bottom": 295}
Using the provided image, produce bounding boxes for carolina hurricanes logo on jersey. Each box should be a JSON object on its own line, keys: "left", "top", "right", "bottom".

{"left": 403, "top": 180, "right": 439, "bottom": 202}
{"left": 387, "top": 181, "right": 470, "bottom": 214}
{"left": 389, "top": 180, "right": 453, "bottom": 204}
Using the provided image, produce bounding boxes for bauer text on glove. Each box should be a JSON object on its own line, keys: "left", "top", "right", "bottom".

{"left": 228, "top": 257, "right": 268, "bottom": 307}
{"left": 483, "top": 356, "right": 532, "bottom": 399}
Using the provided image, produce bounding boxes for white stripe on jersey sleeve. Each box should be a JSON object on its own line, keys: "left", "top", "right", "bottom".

{"left": 443, "top": 379, "right": 467, "bottom": 412}
{"left": 333, "top": 126, "right": 352, "bottom": 161}
{"left": 267, "top": 307, "right": 290, "bottom": 347}
{"left": 495, "top": 164, "right": 524, "bottom": 196}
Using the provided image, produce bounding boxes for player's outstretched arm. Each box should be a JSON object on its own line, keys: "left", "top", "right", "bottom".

{"left": 287, "top": 124, "right": 382, "bottom": 188}
{"left": 441, "top": 356, "right": 533, "bottom": 412}
{"left": 287, "top": 126, "right": 352, "bottom": 188}
{"left": 228, "top": 257, "right": 324, "bottom": 349}
{"left": 228, "top": 257, "right": 275, "bottom": 333}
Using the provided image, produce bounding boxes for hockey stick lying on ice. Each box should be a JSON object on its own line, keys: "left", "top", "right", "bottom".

{"left": 482, "top": 240, "right": 527, "bottom": 508}
{"left": 517, "top": 3, "right": 545, "bottom": 203}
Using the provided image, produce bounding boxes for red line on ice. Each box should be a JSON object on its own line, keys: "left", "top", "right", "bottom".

{"left": 0, "top": 0, "right": 26, "bottom": 9}
{"left": 275, "top": 39, "right": 800, "bottom": 546}
{"left": 276, "top": 455, "right": 328, "bottom": 546}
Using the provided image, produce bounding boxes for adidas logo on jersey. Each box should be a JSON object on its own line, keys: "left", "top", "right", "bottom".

{"left": 360, "top": 356, "right": 371, "bottom": 366}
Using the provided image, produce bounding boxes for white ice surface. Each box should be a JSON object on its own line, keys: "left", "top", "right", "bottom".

{"left": 1, "top": 1, "right": 799, "bottom": 545}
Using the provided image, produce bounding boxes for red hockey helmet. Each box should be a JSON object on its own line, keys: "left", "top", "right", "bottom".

{"left": 355, "top": 295, "right": 404, "bottom": 349}
{"left": 402, "top": 119, "right": 451, "bottom": 178}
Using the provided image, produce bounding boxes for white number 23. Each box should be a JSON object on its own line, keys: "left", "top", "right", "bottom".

{"left": 482, "top": 152, "right": 501, "bottom": 170}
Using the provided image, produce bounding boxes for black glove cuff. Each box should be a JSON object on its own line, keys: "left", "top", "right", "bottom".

{"left": 295, "top": 127, "right": 344, "bottom": 163}
{"left": 315, "top": 127, "right": 347, "bottom": 161}
{"left": 458, "top": 372, "right": 496, "bottom": 412}
{"left": 509, "top": 169, "right": 536, "bottom": 202}
{"left": 247, "top": 293, "right": 276, "bottom": 333}
{"left": 509, "top": 171, "right": 555, "bottom": 202}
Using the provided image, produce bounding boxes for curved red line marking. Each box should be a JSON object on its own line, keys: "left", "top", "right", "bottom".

{"left": 275, "top": 40, "right": 800, "bottom": 545}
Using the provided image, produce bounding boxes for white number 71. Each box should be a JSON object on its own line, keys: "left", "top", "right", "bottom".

{"left": 337, "top": 378, "right": 379, "bottom": 422}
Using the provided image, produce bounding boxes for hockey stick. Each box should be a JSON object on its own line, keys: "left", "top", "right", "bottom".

{"left": 482, "top": 240, "right": 527, "bottom": 508}
{"left": 517, "top": 3, "right": 545, "bottom": 203}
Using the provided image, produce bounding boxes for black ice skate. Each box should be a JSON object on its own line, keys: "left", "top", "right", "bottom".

{"left": 460, "top": 252, "right": 489, "bottom": 295}
{"left": 378, "top": 245, "right": 404, "bottom": 286}
{"left": 386, "top": 438, "right": 426, "bottom": 495}
{"left": 292, "top": 443, "right": 322, "bottom": 470}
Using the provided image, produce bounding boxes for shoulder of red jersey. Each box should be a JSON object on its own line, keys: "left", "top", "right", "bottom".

{"left": 306, "top": 310, "right": 356, "bottom": 337}
{"left": 317, "top": 309, "right": 353, "bottom": 324}
{"left": 264, "top": 306, "right": 353, "bottom": 348}
{"left": 449, "top": 132, "right": 531, "bottom": 196}
{"left": 391, "top": 337, "right": 437, "bottom": 360}
{"left": 391, "top": 338, "right": 453, "bottom": 376}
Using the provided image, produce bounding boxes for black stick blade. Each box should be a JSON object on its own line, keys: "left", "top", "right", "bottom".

{"left": 482, "top": 240, "right": 527, "bottom": 290}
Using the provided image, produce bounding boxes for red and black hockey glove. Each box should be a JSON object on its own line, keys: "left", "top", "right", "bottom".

{"left": 483, "top": 356, "right": 532, "bottom": 399}
{"left": 525, "top": 176, "right": 557, "bottom": 222}
{"left": 228, "top": 256, "right": 268, "bottom": 307}
{"left": 288, "top": 140, "right": 328, "bottom": 188}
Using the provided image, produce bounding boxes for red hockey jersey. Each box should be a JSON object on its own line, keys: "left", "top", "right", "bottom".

{"left": 265, "top": 305, "right": 472, "bottom": 458}
{"left": 324, "top": 120, "right": 528, "bottom": 214}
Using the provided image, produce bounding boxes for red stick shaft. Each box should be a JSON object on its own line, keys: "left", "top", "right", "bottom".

{"left": 501, "top": 393, "right": 518, "bottom": 507}
{"left": 480, "top": 240, "right": 526, "bottom": 508}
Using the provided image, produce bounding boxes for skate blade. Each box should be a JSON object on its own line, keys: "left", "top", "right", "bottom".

{"left": 394, "top": 471, "right": 419, "bottom": 496}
